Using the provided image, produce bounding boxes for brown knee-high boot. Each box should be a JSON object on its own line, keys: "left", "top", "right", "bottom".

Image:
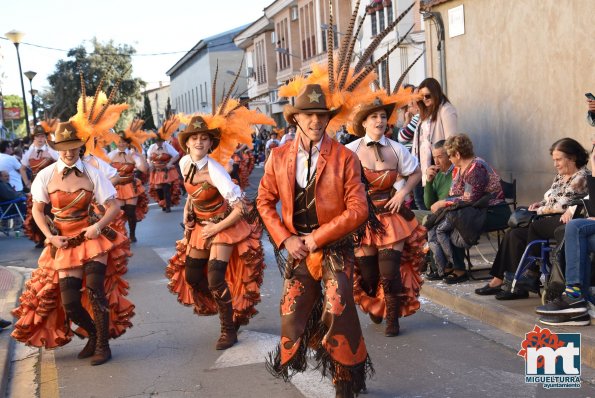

{"left": 355, "top": 255, "right": 382, "bottom": 324}
{"left": 379, "top": 249, "right": 402, "bottom": 337}
{"left": 208, "top": 259, "right": 237, "bottom": 350}
{"left": 84, "top": 261, "right": 111, "bottom": 365}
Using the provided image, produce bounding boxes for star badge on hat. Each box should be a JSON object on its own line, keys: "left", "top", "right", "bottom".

{"left": 307, "top": 90, "right": 322, "bottom": 104}
{"left": 192, "top": 120, "right": 204, "bottom": 129}
{"left": 61, "top": 129, "right": 73, "bottom": 139}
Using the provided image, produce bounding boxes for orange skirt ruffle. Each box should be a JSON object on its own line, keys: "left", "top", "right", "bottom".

{"left": 115, "top": 179, "right": 145, "bottom": 201}
{"left": 11, "top": 229, "right": 135, "bottom": 348}
{"left": 23, "top": 195, "right": 45, "bottom": 243}
{"left": 165, "top": 221, "right": 265, "bottom": 327}
{"left": 149, "top": 167, "right": 179, "bottom": 185}
{"left": 360, "top": 211, "right": 419, "bottom": 247}
{"left": 354, "top": 222, "right": 427, "bottom": 318}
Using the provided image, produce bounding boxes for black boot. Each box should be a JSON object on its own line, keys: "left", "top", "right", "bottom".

{"left": 59, "top": 277, "right": 97, "bottom": 359}
{"left": 379, "top": 249, "right": 402, "bottom": 337}
{"left": 355, "top": 255, "right": 382, "bottom": 323}
{"left": 163, "top": 184, "right": 172, "bottom": 212}
{"left": 335, "top": 381, "right": 355, "bottom": 398}
{"left": 157, "top": 188, "right": 165, "bottom": 210}
{"left": 124, "top": 204, "right": 137, "bottom": 242}
{"left": 208, "top": 259, "right": 237, "bottom": 350}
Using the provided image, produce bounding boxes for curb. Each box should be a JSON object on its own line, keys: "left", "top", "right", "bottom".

{"left": 421, "top": 279, "right": 595, "bottom": 369}
{"left": 0, "top": 266, "right": 24, "bottom": 398}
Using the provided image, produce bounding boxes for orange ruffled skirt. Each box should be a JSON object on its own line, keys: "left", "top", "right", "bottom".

{"left": 116, "top": 179, "right": 149, "bottom": 222}
{"left": 165, "top": 219, "right": 265, "bottom": 327}
{"left": 353, "top": 213, "right": 427, "bottom": 318}
{"left": 11, "top": 224, "right": 135, "bottom": 348}
{"left": 149, "top": 171, "right": 181, "bottom": 208}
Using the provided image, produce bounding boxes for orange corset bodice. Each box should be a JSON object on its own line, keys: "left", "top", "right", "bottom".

{"left": 111, "top": 161, "right": 135, "bottom": 179}
{"left": 29, "top": 157, "right": 55, "bottom": 178}
{"left": 49, "top": 190, "right": 93, "bottom": 236}
{"left": 185, "top": 181, "right": 228, "bottom": 221}
{"left": 364, "top": 167, "right": 400, "bottom": 208}
{"left": 150, "top": 152, "right": 172, "bottom": 168}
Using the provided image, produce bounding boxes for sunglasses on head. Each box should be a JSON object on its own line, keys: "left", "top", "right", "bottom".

{"left": 422, "top": 94, "right": 432, "bottom": 100}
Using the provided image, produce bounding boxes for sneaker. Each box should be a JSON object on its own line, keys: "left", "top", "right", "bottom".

{"left": 425, "top": 272, "right": 443, "bottom": 281}
{"left": 535, "top": 294, "right": 588, "bottom": 315}
{"left": 589, "top": 301, "right": 595, "bottom": 319}
{"left": 539, "top": 313, "right": 591, "bottom": 326}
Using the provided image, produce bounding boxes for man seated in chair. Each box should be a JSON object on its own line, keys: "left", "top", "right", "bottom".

{"left": 0, "top": 170, "right": 26, "bottom": 219}
{"left": 414, "top": 140, "right": 465, "bottom": 280}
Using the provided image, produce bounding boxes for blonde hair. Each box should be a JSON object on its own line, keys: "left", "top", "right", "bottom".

{"left": 444, "top": 134, "right": 474, "bottom": 159}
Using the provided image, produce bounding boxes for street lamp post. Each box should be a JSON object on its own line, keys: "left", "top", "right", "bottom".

{"left": 30, "top": 89, "right": 39, "bottom": 126}
{"left": 5, "top": 30, "right": 31, "bottom": 139}
{"left": 24, "top": 71, "right": 37, "bottom": 126}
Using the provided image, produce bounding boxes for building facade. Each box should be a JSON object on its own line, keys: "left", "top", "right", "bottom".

{"left": 142, "top": 83, "right": 171, "bottom": 127}
{"left": 167, "top": 26, "right": 248, "bottom": 116}
{"left": 422, "top": 0, "right": 595, "bottom": 203}
{"left": 235, "top": 0, "right": 426, "bottom": 129}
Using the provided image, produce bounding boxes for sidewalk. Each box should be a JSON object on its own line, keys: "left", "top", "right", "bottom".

{"left": 420, "top": 241, "right": 595, "bottom": 369}
{"left": 0, "top": 265, "right": 24, "bottom": 397}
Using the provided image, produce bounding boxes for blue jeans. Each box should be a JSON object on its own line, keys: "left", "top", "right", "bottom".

{"left": 413, "top": 182, "right": 427, "bottom": 211}
{"left": 564, "top": 218, "right": 595, "bottom": 300}
{"left": 428, "top": 217, "right": 457, "bottom": 274}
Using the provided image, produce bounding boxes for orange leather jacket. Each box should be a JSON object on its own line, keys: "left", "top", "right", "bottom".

{"left": 257, "top": 133, "right": 368, "bottom": 249}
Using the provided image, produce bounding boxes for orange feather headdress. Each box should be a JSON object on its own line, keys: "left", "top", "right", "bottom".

{"left": 157, "top": 115, "right": 181, "bottom": 141}
{"left": 179, "top": 60, "right": 275, "bottom": 167}
{"left": 122, "top": 119, "right": 156, "bottom": 153}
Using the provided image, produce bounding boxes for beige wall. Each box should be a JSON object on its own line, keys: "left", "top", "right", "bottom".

{"left": 427, "top": 0, "right": 595, "bottom": 203}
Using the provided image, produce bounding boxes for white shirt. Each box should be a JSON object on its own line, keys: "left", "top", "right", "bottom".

{"left": 280, "top": 134, "right": 295, "bottom": 145}
{"left": 296, "top": 140, "right": 322, "bottom": 188}
{"left": 83, "top": 154, "right": 118, "bottom": 179}
{"left": 0, "top": 153, "right": 23, "bottom": 191}
{"left": 21, "top": 144, "right": 59, "bottom": 167}
{"left": 179, "top": 154, "right": 242, "bottom": 204}
{"left": 107, "top": 149, "right": 144, "bottom": 168}
{"left": 265, "top": 139, "right": 280, "bottom": 150}
{"left": 147, "top": 142, "right": 178, "bottom": 158}
{"left": 346, "top": 135, "right": 419, "bottom": 192}
{"left": 31, "top": 158, "right": 116, "bottom": 205}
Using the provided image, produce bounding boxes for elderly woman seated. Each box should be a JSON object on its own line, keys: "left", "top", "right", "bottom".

{"left": 476, "top": 138, "right": 589, "bottom": 299}
{"left": 427, "top": 134, "right": 509, "bottom": 284}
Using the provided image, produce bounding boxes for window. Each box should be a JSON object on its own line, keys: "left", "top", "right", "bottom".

{"left": 379, "top": 8, "right": 385, "bottom": 31}
{"left": 276, "top": 18, "right": 290, "bottom": 71}
{"left": 386, "top": 1, "right": 393, "bottom": 23}
{"left": 254, "top": 40, "right": 267, "bottom": 84}
{"left": 371, "top": 12, "right": 378, "bottom": 36}
{"left": 299, "top": 1, "right": 316, "bottom": 60}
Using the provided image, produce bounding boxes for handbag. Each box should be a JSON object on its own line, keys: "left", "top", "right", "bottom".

{"left": 507, "top": 206, "right": 537, "bottom": 228}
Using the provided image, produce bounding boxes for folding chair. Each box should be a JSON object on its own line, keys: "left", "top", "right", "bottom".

{"left": 0, "top": 197, "right": 27, "bottom": 236}
{"left": 465, "top": 179, "right": 517, "bottom": 280}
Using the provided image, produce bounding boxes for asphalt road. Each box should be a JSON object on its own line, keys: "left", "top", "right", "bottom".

{"left": 4, "top": 167, "right": 595, "bottom": 397}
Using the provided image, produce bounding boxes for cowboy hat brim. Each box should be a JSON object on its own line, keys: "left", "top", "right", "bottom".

{"left": 178, "top": 128, "right": 221, "bottom": 152}
{"left": 352, "top": 103, "right": 396, "bottom": 137}
{"left": 283, "top": 104, "right": 342, "bottom": 125}
{"left": 48, "top": 138, "right": 86, "bottom": 151}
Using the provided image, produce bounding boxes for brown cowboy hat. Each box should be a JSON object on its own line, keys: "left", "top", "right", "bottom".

{"left": 177, "top": 115, "right": 221, "bottom": 152}
{"left": 351, "top": 97, "right": 396, "bottom": 137}
{"left": 48, "top": 122, "right": 86, "bottom": 151}
{"left": 283, "top": 84, "right": 341, "bottom": 125}
{"left": 33, "top": 125, "right": 49, "bottom": 136}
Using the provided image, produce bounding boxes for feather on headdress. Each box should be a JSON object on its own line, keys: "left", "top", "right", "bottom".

{"left": 178, "top": 61, "right": 275, "bottom": 167}
{"left": 157, "top": 115, "right": 181, "bottom": 141}
{"left": 123, "top": 119, "right": 156, "bottom": 153}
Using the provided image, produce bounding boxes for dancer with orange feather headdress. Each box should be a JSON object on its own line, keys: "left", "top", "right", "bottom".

{"left": 257, "top": 1, "right": 422, "bottom": 396}
{"left": 147, "top": 116, "right": 181, "bottom": 212}
{"left": 11, "top": 70, "right": 134, "bottom": 367}
{"left": 21, "top": 119, "right": 59, "bottom": 247}
{"left": 165, "top": 60, "right": 274, "bottom": 351}
{"left": 108, "top": 119, "right": 153, "bottom": 242}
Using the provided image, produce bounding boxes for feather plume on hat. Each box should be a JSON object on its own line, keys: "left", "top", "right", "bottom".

{"left": 279, "top": 0, "right": 420, "bottom": 136}
{"left": 157, "top": 115, "right": 181, "bottom": 141}
{"left": 178, "top": 60, "right": 275, "bottom": 167}
{"left": 39, "top": 118, "right": 59, "bottom": 135}
{"left": 123, "top": 119, "right": 156, "bottom": 153}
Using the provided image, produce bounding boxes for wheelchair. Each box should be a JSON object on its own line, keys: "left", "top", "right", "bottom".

{"left": 0, "top": 196, "right": 27, "bottom": 237}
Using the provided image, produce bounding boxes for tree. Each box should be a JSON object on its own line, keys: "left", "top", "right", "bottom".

{"left": 138, "top": 94, "right": 156, "bottom": 130}
{"left": 42, "top": 38, "right": 145, "bottom": 123}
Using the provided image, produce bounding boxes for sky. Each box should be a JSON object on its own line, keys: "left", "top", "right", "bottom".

{"left": 0, "top": 0, "right": 273, "bottom": 98}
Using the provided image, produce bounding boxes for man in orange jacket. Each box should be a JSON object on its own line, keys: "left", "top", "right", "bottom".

{"left": 257, "top": 84, "right": 371, "bottom": 398}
